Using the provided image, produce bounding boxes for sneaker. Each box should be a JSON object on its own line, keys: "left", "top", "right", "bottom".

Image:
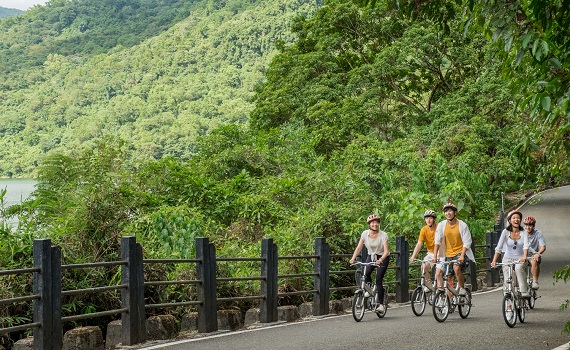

{"left": 532, "top": 281, "right": 539, "bottom": 290}
{"left": 375, "top": 304, "right": 385, "bottom": 314}
{"left": 458, "top": 288, "right": 467, "bottom": 296}
{"left": 364, "top": 291, "right": 371, "bottom": 297}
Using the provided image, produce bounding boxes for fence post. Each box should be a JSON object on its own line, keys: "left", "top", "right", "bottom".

{"left": 260, "top": 238, "right": 278, "bottom": 323}
{"left": 492, "top": 224, "right": 501, "bottom": 283}
{"left": 33, "top": 239, "right": 62, "bottom": 350}
{"left": 395, "top": 236, "right": 409, "bottom": 303}
{"left": 468, "top": 241, "right": 478, "bottom": 291}
{"left": 485, "top": 231, "right": 496, "bottom": 287}
{"left": 196, "top": 237, "right": 217, "bottom": 332}
{"left": 51, "top": 245, "right": 62, "bottom": 350}
{"left": 121, "top": 236, "right": 146, "bottom": 345}
{"left": 313, "top": 237, "right": 330, "bottom": 316}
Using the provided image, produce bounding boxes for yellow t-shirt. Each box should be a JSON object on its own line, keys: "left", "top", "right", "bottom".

{"left": 418, "top": 225, "right": 436, "bottom": 253}
{"left": 444, "top": 222, "right": 463, "bottom": 257}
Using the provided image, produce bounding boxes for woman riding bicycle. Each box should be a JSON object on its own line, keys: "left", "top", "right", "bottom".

{"left": 349, "top": 214, "right": 391, "bottom": 314}
{"left": 490, "top": 209, "right": 530, "bottom": 297}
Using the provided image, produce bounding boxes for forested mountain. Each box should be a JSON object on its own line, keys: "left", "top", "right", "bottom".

{"left": 0, "top": 0, "right": 322, "bottom": 177}
{"left": 0, "top": 6, "right": 23, "bottom": 18}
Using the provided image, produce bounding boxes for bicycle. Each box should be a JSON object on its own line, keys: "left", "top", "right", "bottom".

{"left": 410, "top": 259, "right": 436, "bottom": 316}
{"left": 351, "top": 261, "right": 388, "bottom": 322}
{"left": 432, "top": 259, "right": 472, "bottom": 322}
{"left": 493, "top": 261, "right": 527, "bottom": 327}
{"left": 525, "top": 259, "right": 539, "bottom": 309}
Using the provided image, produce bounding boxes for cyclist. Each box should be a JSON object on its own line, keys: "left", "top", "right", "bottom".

{"left": 409, "top": 209, "right": 438, "bottom": 292}
{"left": 432, "top": 202, "right": 475, "bottom": 297}
{"left": 490, "top": 209, "right": 530, "bottom": 297}
{"left": 523, "top": 216, "right": 546, "bottom": 289}
{"left": 349, "top": 214, "right": 391, "bottom": 314}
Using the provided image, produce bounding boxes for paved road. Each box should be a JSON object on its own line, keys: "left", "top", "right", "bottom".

{"left": 137, "top": 186, "right": 570, "bottom": 350}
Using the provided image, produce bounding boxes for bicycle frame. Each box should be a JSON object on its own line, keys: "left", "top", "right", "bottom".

{"left": 351, "top": 261, "right": 388, "bottom": 322}
{"left": 494, "top": 261, "right": 527, "bottom": 327}
{"left": 410, "top": 259, "right": 436, "bottom": 316}
{"left": 432, "top": 259, "right": 472, "bottom": 322}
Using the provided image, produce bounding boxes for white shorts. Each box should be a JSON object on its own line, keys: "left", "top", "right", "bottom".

{"left": 422, "top": 253, "right": 444, "bottom": 271}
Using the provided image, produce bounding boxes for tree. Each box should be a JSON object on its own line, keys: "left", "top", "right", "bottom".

{"left": 381, "top": 0, "right": 569, "bottom": 182}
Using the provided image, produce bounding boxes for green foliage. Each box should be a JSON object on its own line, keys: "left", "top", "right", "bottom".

{"left": 0, "top": 0, "right": 323, "bottom": 177}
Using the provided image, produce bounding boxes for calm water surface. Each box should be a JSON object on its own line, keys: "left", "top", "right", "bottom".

{"left": 0, "top": 178, "right": 37, "bottom": 206}
{"left": 0, "top": 179, "right": 37, "bottom": 226}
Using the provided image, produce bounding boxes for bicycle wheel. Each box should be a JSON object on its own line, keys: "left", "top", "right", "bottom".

{"left": 517, "top": 297, "right": 526, "bottom": 323}
{"left": 458, "top": 289, "right": 472, "bottom": 319}
{"left": 376, "top": 287, "right": 387, "bottom": 318}
{"left": 502, "top": 294, "right": 517, "bottom": 328}
{"left": 411, "top": 286, "right": 426, "bottom": 316}
{"left": 352, "top": 291, "right": 366, "bottom": 322}
{"left": 432, "top": 290, "right": 450, "bottom": 322}
{"left": 528, "top": 289, "right": 536, "bottom": 309}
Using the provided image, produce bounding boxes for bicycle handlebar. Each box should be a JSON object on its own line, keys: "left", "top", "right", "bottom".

{"left": 351, "top": 261, "right": 379, "bottom": 267}
{"left": 439, "top": 259, "right": 459, "bottom": 265}
{"left": 492, "top": 261, "right": 524, "bottom": 268}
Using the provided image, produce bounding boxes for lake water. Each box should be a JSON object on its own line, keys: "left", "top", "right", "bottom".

{"left": 0, "top": 178, "right": 36, "bottom": 206}
{"left": 0, "top": 178, "right": 37, "bottom": 226}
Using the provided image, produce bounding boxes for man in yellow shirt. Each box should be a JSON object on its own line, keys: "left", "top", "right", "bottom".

{"left": 432, "top": 202, "right": 475, "bottom": 296}
{"left": 409, "top": 209, "right": 438, "bottom": 292}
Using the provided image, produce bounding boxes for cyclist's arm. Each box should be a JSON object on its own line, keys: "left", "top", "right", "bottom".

{"left": 520, "top": 248, "right": 529, "bottom": 263}
{"left": 409, "top": 240, "right": 423, "bottom": 262}
{"left": 376, "top": 240, "right": 390, "bottom": 265}
{"left": 433, "top": 244, "right": 440, "bottom": 263}
{"left": 350, "top": 238, "right": 365, "bottom": 264}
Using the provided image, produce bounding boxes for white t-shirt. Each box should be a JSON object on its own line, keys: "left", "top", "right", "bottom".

{"left": 360, "top": 229, "right": 388, "bottom": 260}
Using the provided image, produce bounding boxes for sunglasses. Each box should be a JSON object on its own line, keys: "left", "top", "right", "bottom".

{"left": 512, "top": 240, "right": 518, "bottom": 250}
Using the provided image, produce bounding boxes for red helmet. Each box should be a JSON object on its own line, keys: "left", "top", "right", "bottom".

{"left": 367, "top": 214, "right": 380, "bottom": 223}
{"left": 442, "top": 202, "right": 457, "bottom": 212}
{"left": 523, "top": 216, "right": 536, "bottom": 225}
{"left": 507, "top": 209, "right": 523, "bottom": 222}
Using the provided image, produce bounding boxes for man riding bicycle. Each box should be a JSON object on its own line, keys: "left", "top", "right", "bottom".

{"left": 409, "top": 209, "right": 438, "bottom": 292}
{"left": 432, "top": 202, "right": 475, "bottom": 296}
{"left": 523, "top": 216, "right": 546, "bottom": 290}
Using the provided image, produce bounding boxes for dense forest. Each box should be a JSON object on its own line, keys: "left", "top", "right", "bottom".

{"left": 0, "top": 6, "right": 23, "bottom": 18}
{"left": 0, "top": 0, "right": 322, "bottom": 176}
{"left": 0, "top": 0, "right": 568, "bottom": 346}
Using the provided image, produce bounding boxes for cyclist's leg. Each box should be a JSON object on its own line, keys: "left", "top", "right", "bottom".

{"left": 531, "top": 256, "right": 541, "bottom": 281}
{"left": 435, "top": 260, "right": 444, "bottom": 289}
{"left": 374, "top": 256, "right": 391, "bottom": 304}
{"left": 363, "top": 255, "right": 374, "bottom": 284}
{"left": 451, "top": 254, "right": 465, "bottom": 289}
{"left": 515, "top": 262, "right": 528, "bottom": 295}
{"left": 423, "top": 253, "right": 435, "bottom": 289}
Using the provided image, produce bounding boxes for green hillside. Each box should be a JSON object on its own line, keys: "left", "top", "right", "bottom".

{"left": 0, "top": 0, "right": 322, "bottom": 177}
{"left": 0, "top": 6, "right": 23, "bottom": 18}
